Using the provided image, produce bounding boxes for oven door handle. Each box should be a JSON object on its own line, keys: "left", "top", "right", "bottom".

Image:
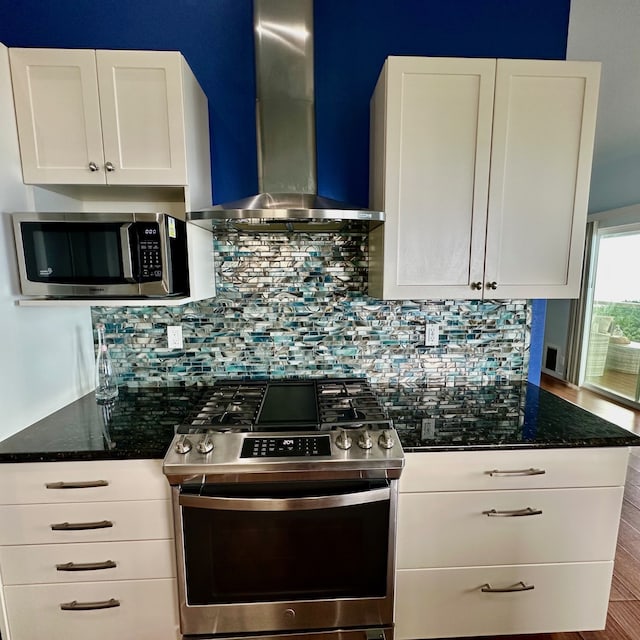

{"left": 179, "top": 487, "right": 391, "bottom": 511}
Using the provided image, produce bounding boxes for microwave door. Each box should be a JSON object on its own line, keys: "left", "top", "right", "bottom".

{"left": 17, "top": 221, "right": 141, "bottom": 297}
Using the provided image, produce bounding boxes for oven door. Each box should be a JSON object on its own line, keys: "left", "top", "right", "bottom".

{"left": 172, "top": 478, "right": 397, "bottom": 637}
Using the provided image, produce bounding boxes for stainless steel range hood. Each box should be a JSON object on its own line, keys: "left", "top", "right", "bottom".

{"left": 188, "top": 0, "right": 384, "bottom": 232}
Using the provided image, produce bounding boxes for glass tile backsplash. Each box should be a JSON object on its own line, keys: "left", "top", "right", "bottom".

{"left": 91, "top": 228, "right": 530, "bottom": 387}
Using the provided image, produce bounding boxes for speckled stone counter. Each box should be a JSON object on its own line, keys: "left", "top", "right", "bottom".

{"left": 380, "top": 382, "right": 640, "bottom": 451}
{"left": 0, "top": 382, "right": 638, "bottom": 463}
{"left": 0, "top": 387, "right": 204, "bottom": 462}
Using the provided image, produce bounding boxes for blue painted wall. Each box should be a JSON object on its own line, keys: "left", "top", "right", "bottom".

{"left": 0, "top": 0, "right": 570, "bottom": 385}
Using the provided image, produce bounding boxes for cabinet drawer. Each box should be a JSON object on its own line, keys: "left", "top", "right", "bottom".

{"left": 4, "top": 579, "right": 179, "bottom": 640}
{"left": 395, "top": 561, "right": 613, "bottom": 639}
{"left": 397, "top": 486, "right": 623, "bottom": 568}
{"left": 0, "top": 460, "right": 169, "bottom": 504}
{"left": 0, "top": 500, "right": 173, "bottom": 545}
{"left": 400, "top": 448, "right": 629, "bottom": 493}
{"left": 0, "top": 539, "right": 176, "bottom": 585}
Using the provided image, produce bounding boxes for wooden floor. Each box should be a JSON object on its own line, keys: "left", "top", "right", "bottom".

{"left": 453, "top": 374, "right": 640, "bottom": 640}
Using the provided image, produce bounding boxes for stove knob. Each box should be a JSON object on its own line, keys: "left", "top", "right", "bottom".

{"left": 175, "top": 436, "right": 192, "bottom": 454}
{"left": 358, "top": 430, "right": 373, "bottom": 450}
{"left": 378, "top": 429, "right": 395, "bottom": 450}
{"left": 335, "top": 429, "right": 352, "bottom": 450}
{"left": 196, "top": 435, "right": 214, "bottom": 454}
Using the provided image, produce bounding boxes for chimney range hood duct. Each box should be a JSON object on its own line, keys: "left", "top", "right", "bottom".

{"left": 187, "top": 0, "right": 384, "bottom": 233}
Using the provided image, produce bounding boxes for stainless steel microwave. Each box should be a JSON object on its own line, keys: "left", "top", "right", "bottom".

{"left": 12, "top": 212, "right": 189, "bottom": 298}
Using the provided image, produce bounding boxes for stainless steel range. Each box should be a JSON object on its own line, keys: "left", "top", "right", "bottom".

{"left": 163, "top": 377, "right": 404, "bottom": 640}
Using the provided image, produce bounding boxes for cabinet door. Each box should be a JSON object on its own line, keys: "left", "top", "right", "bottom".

{"left": 484, "top": 59, "right": 600, "bottom": 299}
{"left": 370, "top": 57, "right": 495, "bottom": 299}
{"left": 96, "top": 50, "right": 188, "bottom": 186}
{"left": 369, "top": 56, "right": 496, "bottom": 300}
{"left": 9, "top": 48, "right": 106, "bottom": 184}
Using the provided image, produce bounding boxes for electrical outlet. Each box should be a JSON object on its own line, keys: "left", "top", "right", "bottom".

{"left": 167, "top": 325, "right": 183, "bottom": 349}
{"left": 421, "top": 418, "right": 435, "bottom": 439}
{"left": 424, "top": 324, "right": 440, "bottom": 346}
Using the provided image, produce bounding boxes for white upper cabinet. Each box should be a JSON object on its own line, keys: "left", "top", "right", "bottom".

{"left": 368, "top": 56, "right": 601, "bottom": 300}
{"left": 10, "top": 48, "right": 194, "bottom": 186}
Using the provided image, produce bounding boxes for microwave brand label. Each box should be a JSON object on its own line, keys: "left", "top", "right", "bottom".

{"left": 39, "top": 267, "right": 53, "bottom": 277}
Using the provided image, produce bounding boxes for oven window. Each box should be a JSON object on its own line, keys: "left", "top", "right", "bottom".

{"left": 180, "top": 481, "right": 390, "bottom": 605}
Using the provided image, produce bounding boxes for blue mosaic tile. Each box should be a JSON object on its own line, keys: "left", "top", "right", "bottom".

{"left": 91, "top": 229, "right": 530, "bottom": 387}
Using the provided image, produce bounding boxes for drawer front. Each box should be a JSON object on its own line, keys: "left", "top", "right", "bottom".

{"left": 0, "top": 460, "right": 169, "bottom": 505}
{"left": 0, "top": 500, "right": 172, "bottom": 545}
{"left": 397, "top": 486, "right": 623, "bottom": 568}
{"left": 4, "top": 579, "right": 179, "bottom": 640}
{"left": 395, "top": 562, "right": 613, "bottom": 639}
{"left": 0, "top": 539, "right": 176, "bottom": 585}
{"left": 400, "top": 448, "right": 629, "bottom": 493}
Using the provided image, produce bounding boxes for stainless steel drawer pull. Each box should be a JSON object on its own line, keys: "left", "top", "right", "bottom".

{"left": 60, "top": 598, "right": 120, "bottom": 611}
{"left": 485, "top": 468, "right": 546, "bottom": 477}
{"left": 46, "top": 480, "right": 109, "bottom": 489}
{"left": 483, "top": 507, "right": 543, "bottom": 517}
{"left": 56, "top": 560, "right": 117, "bottom": 571}
{"left": 51, "top": 520, "right": 113, "bottom": 531}
{"left": 481, "top": 581, "right": 534, "bottom": 593}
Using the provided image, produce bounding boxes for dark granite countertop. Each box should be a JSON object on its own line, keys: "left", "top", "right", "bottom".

{"left": 382, "top": 383, "right": 640, "bottom": 451}
{"left": 0, "top": 382, "right": 638, "bottom": 463}
{"left": 0, "top": 388, "right": 202, "bottom": 462}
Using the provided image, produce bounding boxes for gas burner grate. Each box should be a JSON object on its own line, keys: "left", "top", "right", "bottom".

{"left": 177, "top": 378, "right": 391, "bottom": 434}
{"left": 317, "top": 379, "right": 391, "bottom": 430}
{"left": 180, "top": 382, "right": 266, "bottom": 432}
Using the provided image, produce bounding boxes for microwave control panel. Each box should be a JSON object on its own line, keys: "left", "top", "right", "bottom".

{"left": 134, "top": 223, "right": 163, "bottom": 281}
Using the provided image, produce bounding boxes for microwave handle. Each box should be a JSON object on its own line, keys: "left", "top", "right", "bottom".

{"left": 179, "top": 486, "right": 390, "bottom": 512}
{"left": 119, "top": 224, "right": 135, "bottom": 281}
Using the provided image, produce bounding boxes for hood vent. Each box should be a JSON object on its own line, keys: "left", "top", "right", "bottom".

{"left": 187, "top": 0, "right": 384, "bottom": 233}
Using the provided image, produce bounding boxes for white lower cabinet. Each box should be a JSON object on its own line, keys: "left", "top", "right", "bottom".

{"left": 0, "top": 460, "right": 178, "bottom": 640}
{"left": 0, "top": 539, "right": 175, "bottom": 585}
{"left": 4, "top": 579, "right": 179, "bottom": 640}
{"left": 396, "top": 562, "right": 614, "bottom": 639}
{"left": 395, "top": 448, "right": 630, "bottom": 639}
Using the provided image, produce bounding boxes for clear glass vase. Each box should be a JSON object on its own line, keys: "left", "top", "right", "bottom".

{"left": 95, "top": 323, "right": 118, "bottom": 404}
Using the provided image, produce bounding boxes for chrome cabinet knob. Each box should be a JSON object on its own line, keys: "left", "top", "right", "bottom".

{"left": 105, "top": 161, "right": 115, "bottom": 172}
{"left": 470, "top": 281, "right": 482, "bottom": 290}
{"left": 378, "top": 429, "right": 395, "bottom": 450}
{"left": 358, "top": 430, "right": 373, "bottom": 450}
{"left": 88, "top": 161, "right": 99, "bottom": 172}
{"left": 196, "top": 434, "right": 214, "bottom": 454}
{"left": 486, "top": 281, "right": 497, "bottom": 290}
{"left": 335, "top": 429, "right": 352, "bottom": 450}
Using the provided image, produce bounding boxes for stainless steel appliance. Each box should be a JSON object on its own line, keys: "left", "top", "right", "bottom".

{"left": 163, "top": 378, "right": 404, "bottom": 640}
{"left": 188, "top": 0, "right": 384, "bottom": 232}
{"left": 12, "top": 211, "right": 188, "bottom": 298}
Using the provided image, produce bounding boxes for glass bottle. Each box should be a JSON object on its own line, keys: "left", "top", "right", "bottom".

{"left": 95, "top": 323, "right": 118, "bottom": 403}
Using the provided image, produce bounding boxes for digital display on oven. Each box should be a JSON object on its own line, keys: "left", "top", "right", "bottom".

{"left": 240, "top": 436, "right": 331, "bottom": 458}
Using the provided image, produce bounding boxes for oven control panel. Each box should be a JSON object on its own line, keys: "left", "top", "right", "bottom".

{"left": 241, "top": 436, "right": 331, "bottom": 458}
